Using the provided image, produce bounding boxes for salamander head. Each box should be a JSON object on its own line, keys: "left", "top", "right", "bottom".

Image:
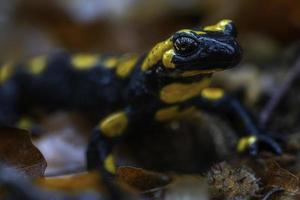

{"left": 142, "top": 19, "right": 242, "bottom": 81}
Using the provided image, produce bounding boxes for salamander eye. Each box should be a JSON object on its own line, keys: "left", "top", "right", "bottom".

{"left": 174, "top": 37, "right": 198, "bottom": 55}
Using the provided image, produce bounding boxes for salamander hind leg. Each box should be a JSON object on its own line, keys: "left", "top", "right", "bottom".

{"left": 86, "top": 108, "right": 136, "bottom": 175}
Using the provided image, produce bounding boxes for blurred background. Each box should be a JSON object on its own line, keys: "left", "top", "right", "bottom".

{"left": 1, "top": 0, "right": 300, "bottom": 60}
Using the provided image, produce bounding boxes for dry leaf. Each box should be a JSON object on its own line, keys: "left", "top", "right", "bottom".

{"left": 117, "top": 166, "right": 171, "bottom": 191}
{"left": 0, "top": 165, "right": 110, "bottom": 199}
{"left": 265, "top": 161, "right": 299, "bottom": 194}
{"left": 36, "top": 171, "right": 104, "bottom": 193}
{"left": 0, "top": 127, "right": 46, "bottom": 177}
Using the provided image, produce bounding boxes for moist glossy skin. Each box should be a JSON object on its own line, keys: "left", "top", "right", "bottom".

{"left": 0, "top": 20, "right": 281, "bottom": 175}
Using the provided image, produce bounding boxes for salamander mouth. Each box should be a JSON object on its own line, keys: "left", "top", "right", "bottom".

{"left": 164, "top": 69, "right": 219, "bottom": 82}
{"left": 179, "top": 69, "right": 223, "bottom": 78}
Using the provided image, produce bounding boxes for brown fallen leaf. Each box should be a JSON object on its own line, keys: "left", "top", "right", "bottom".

{"left": 116, "top": 166, "right": 171, "bottom": 191}
{"left": 0, "top": 166, "right": 126, "bottom": 200}
{"left": 117, "top": 166, "right": 209, "bottom": 200}
{"left": 264, "top": 161, "right": 299, "bottom": 194}
{"left": 37, "top": 171, "right": 140, "bottom": 199}
{"left": 36, "top": 171, "right": 103, "bottom": 193}
{"left": 0, "top": 127, "right": 46, "bottom": 177}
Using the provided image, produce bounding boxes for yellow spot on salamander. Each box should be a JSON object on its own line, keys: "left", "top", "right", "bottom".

{"left": 180, "top": 69, "right": 223, "bottom": 77}
{"left": 181, "top": 70, "right": 204, "bottom": 77}
{"left": 104, "top": 154, "right": 116, "bottom": 174}
{"left": 155, "top": 106, "right": 197, "bottom": 122}
{"left": 99, "top": 112, "right": 128, "bottom": 138}
{"left": 156, "top": 106, "right": 179, "bottom": 121}
{"left": 27, "top": 56, "right": 47, "bottom": 75}
{"left": 201, "top": 88, "right": 224, "bottom": 100}
{"left": 160, "top": 79, "right": 211, "bottom": 104}
{"left": 71, "top": 54, "right": 99, "bottom": 70}
{"left": 162, "top": 49, "right": 175, "bottom": 69}
{"left": 204, "top": 19, "right": 232, "bottom": 32}
{"left": 237, "top": 136, "right": 257, "bottom": 152}
{"left": 0, "top": 63, "right": 13, "bottom": 84}
{"left": 104, "top": 57, "right": 118, "bottom": 69}
{"left": 16, "top": 117, "right": 33, "bottom": 131}
{"left": 116, "top": 55, "right": 138, "bottom": 78}
{"left": 142, "top": 38, "right": 173, "bottom": 71}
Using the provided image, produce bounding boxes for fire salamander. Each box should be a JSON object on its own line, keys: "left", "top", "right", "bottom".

{"left": 0, "top": 20, "right": 282, "bottom": 175}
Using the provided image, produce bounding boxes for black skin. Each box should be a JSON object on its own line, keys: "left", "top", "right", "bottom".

{"left": 0, "top": 21, "right": 282, "bottom": 176}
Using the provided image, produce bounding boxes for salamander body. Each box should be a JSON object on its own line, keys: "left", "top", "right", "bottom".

{"left": 0, "top": 20, "right": 282, "bottom": 174}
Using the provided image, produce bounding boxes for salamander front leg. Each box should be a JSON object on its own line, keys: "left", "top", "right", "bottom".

{"left": 86, "top": 109, "right": 134, "bottom": 175}
{"left": 190, "top": 87, "right": 282, "bottom": 156}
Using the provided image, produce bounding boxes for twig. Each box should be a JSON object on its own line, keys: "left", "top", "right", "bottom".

{"left": 261, "top": 187, "right": 284, "bottom": 200}
{"left": 259, "top": 56, "right": 300, "bottom": 127}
